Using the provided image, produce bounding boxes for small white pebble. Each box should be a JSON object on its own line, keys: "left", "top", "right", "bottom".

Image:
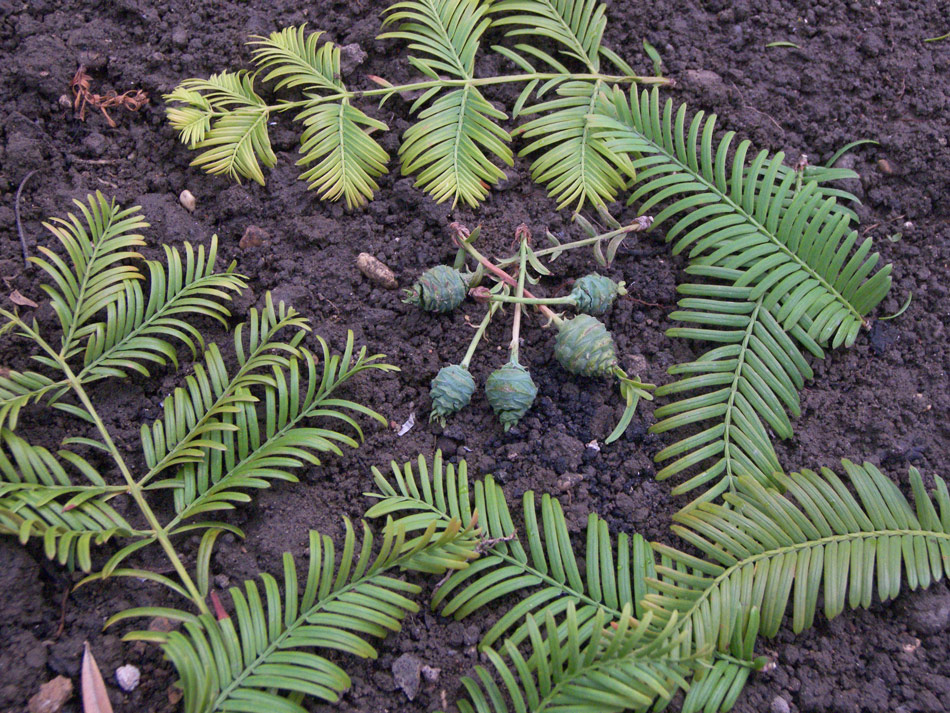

{"left": 115, "top": 664, "right": 140, "bottom": 692}
{"left": 770, "top": 696, "right": 791, "bottom": 713}
{"left": 179, "top": 189, "right": 196, "bottom": 213}
{"left": 901, "top": 637, "right": 921, "bottom": 653}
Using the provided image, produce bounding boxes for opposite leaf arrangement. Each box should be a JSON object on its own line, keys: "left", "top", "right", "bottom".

{"left": 165, "top": 0, "right": 669, "bottom": 209}
{"left": 0, "top": 186, "right": 929, "bottom": 713}
{"left": 167, "top": 0, "right": 893, "bottom": 506}
{"left": 407, "top": 218, "right": 654, "bottom": 442}
{"left": 3, "top": 1, "right": 925, "bottom": 712}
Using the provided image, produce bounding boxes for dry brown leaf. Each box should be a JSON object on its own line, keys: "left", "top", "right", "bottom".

{"left": 81, "top": 641, "right": 114, "bottom": 713}
{"left": 70, "top": 65, "right": 149, "bottom": 127}
{"left": 10, "top": 290, "right": 38, "bottom": 308}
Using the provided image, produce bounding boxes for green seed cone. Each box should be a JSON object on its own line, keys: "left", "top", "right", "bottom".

{"left": 570, "top": 274, "right": 626, "bottom": 315}
{"left": 404, "top": 265, "right": 468, "bottom": 312}
{"left": 554, "top": 314, "right": 618, "bottom": 378}
{"left": 429, "top": 364, "right": 476, "bottom": 425}
{"left": 485, "top": 360, "right": 538, "bottom": 431}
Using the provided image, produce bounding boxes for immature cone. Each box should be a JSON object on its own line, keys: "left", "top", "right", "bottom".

{"left": 554, "top": 314, "right": 618, "bottom": 378}
{"left": 485, "top": 361, "right": 537, "bottom": 431}
{"left": 429, "top": 364, "right": 476, "bottom": 425}
{"left": 570, "top": 274, "right": 626, "bottom": 315}
{"left": 404, "top": 265, "right": 468, "bottom": 312}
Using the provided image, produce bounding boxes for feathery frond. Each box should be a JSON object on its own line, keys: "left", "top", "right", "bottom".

{"left": 366, "top": 452, "right": 657, "bottom": 649}
{"left": 0, "top": 228, "right": 243, "bottom": 433}
{"left": 592, "top": 85, "right": 892, "bottom": 348}
{"left": 295, "top": 100, "right": 390, "bottom": 208}
{"left": 81, "top": 236, "right": 246, "bottom": 379}
{"left": 456, "top": 603, "right": 690, "bottom": 713}
{"left": 167, "top": 72, "right": 276, "bottom": 185}
{"left": 650, "top": 289, "right": 816, "bottom": 509}
{"left": 249, "top": 26, "right": 392, "bottom": 207}
{"left": 250, "top": 26, "right": 344, "bottom": 93}
{"left": 491, "top": 0, "right": 607, "bottom": 72}
{"left": 381, "top": 0, "right": 513, "bottom": 206}
{"left": 645, "top": 462, "right": 950, "bottom": 661}
{"left": 488, "top": 2, "right": 636, "bottom": 209}
{"left": 368, "top": 454, "right": 771, "bottom": 713}
{"left": 516, "top": 80, "right": 634, "bottom": 210}
{"left": 0, "top": 369, "right": 63, "bottom": 431}
{"left": 31, "top": 192, "right": 147, "bottom": 359}
{"left": 399, "top": 86, "right": 512, "bottom": 207}
{"left": 163, "top": 333, "right": 396, "bottom": 525}
{"left": 380, "top": 0, "right": 491, "bottom": 79}
{"left": 0, "top": 429, "right": 133, "bottom": 571}
{"left": 139, "top": 297, "right": 309, "bottom": 484}
{"left": 120, "top": 517, "right": 478, "bottom": 713}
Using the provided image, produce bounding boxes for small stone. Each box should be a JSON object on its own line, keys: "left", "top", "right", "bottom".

{"left": 28, "top": 676, "right": 73, "bottom": 713}
{"left": 421, "top": 665, "right": 441, "bottom": 682}
{"left": 214, "top": 574, "right": 230, "bottom": 589}
{"left": 172, "top": 27, "right": 189, "bottom": 48}
{"left": 179, "top": 189, "right": 196, "bottom": 213}
{"left": 462, "top": 624, "right": 480, "bottom": 646}
{"left": 148, "top": 616, "right": 175, "bottom": 632}
{"left": 116, "top": 664, "right": 140, "bottom": 692}
{"left": 57, "top": 94, "right": 72, "bottom": 110}
{"left": 495, "top": 170, "right": 520, "bottom": 191}
{"left": 684, "top": 69, "right": 724, "bottom": 88}
{"left": 557, "top": 472, "right": 584, "bottom": 492}
{"left": 239, "top": 225, "right": 267, "bottom": 249}
{"left": 78, "top": 50, "right": 107, "bottom": 71}
{"left": 340, "top": 43, "right": 367, "bottom": 76}
{"left": 82, "top": 132, "right": 107, "bottom": 157}
{"left": 903, "top": 590, "right": 950, "bottom": 635}
{"left": 626, "top": 353, "right": 648, "bottom": 375}
{"left": 771, "top": 696, "right": 791, "bottom": 713}
{"left": 392, "top": 653, "right": 422, "bottom": 700}
{"left": 876, "top": 159, "right": 896, "bottom": 175}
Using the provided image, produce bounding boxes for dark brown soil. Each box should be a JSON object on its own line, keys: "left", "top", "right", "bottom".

{"left": 1, "top": 0, "right": 949, "bottom": 712}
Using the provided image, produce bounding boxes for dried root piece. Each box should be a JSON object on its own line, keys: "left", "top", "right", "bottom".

{"left": 70, "top": 66, "right": 149, "bottom": 127}
{"left": 357, "top": 252, "right": 398, "bottom": 289}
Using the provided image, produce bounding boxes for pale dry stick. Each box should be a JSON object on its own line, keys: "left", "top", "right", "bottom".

{"left": 14, "top": 170, "right": 38, "bottom": 267}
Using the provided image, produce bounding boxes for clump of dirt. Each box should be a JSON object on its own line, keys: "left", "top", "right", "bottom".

{"left": 0, "top": 1, "right": 948, "bottom": 712}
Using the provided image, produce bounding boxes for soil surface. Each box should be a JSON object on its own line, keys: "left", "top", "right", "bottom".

{"left": 1, "top": 0, "right": 949, "bottom": 712}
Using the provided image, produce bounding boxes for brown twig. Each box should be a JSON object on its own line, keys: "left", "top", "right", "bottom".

{"left": 67, "top": 156, "right": 126, "bottom": 165}
{"left": 54, "top": 586, "right": 70, "bottom": 639}
{"left": 627, "top": 295, "right": 668, "bottom": 309}
{"left": 450, "top": 223, "right": 560, "bottom": 323}
{"left": 70, "top": 66, "right": 149, "bottom": 127}
{"left": 14, "top": 170, "right": 37, "bottom": 267}
{"left": 475, "top": 531, "right": 517, "bottom": 555}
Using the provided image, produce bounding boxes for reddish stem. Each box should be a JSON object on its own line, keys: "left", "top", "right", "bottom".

{"left": 454, "top": 231, "right": 561, "bottom": 324}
